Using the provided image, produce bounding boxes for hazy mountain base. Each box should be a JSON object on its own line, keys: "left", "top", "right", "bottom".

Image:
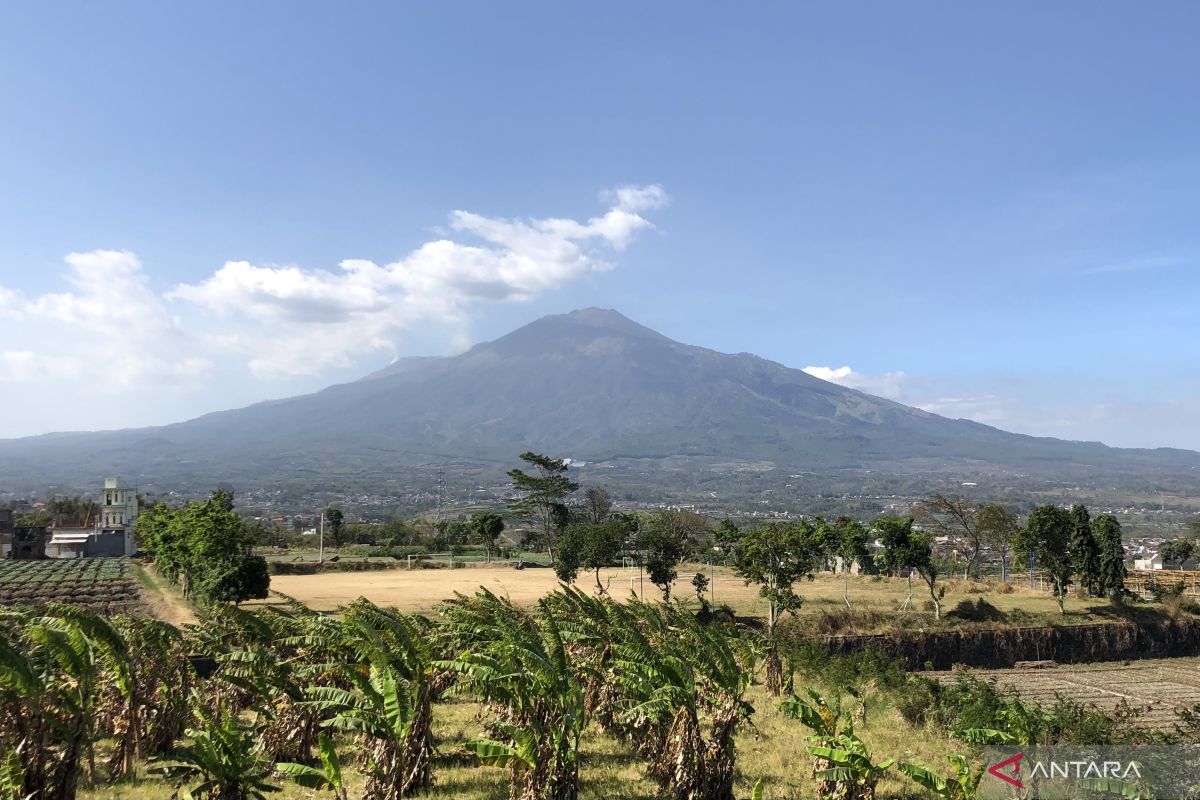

{"left": 1, "top": 308, "right": 1198, "bottom": 512}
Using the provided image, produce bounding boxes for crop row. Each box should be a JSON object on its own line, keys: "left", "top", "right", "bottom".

{"left": 0, "top": 558, "right": 140, "bottom": 612}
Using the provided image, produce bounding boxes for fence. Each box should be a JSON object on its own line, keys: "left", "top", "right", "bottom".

{"left": 1019, "top": 569, "right": 1200, "bottom": 598}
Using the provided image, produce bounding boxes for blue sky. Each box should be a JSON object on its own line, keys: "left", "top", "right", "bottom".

{"left": 1, "top": 3, "right": 1199, "bottom": 448}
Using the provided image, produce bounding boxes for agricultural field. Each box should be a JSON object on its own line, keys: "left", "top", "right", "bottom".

{"left": 0, "top": 557, "right": 142, "bottom": 614}
{"left": 931, "top": 657, "right": 1200, "bottom": 730}
{"left": 264, "top": 562, "right": 1114, "bottom": 626}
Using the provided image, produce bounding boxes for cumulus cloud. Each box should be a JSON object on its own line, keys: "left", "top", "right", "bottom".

{"left": 0, "top": 250, "right": 212, "bottom": 389}
{"left": 802, "top": 364, "right": 908, "bottom": 399}
{"left": 0, "top": 186, "right": 667, "bottom": 384}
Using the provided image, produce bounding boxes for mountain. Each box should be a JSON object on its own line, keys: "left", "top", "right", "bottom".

{"left": 1, "top": 308, "right": 1198, "bottom": 504}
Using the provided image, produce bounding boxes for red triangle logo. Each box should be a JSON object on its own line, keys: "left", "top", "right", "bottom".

{"left": 987, "top": 752, "right": 1024, "bottom": 788}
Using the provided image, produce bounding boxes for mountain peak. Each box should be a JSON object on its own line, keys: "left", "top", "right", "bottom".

{"left": 473, "top": 307, "right": 671, "bottom": 358}
{"left": 555, "top": 307, "right": 666, "bottom": 338}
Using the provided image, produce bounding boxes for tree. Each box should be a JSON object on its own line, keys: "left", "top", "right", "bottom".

{"left": 506, "top": 453, "right": 579, "bottom": 560}
{"left": 827, "top": 517, "right": 871, "bottom": 609}
{"left": 554, "top": 521, "right": 625, "bottom": 592}
{"left": 714, "top": 519, "right": 741, "bottom": 559}
{"left": 583, "top": 488, "right": 612, "bottom": 524}
{"left": 977, "top": 504, "right": 1020, "bottom": 581}
{"left": 873, "top": 516, "right": 916, "bottom": 577}
{"left": 1161, "top": 538, "right": 1196, "bottom": 568}
{"left": 1070, "top": 505, "right": 1100, "bottom": 595}
{"left": 691, "top": 572, "right": 710, "bottom": 606}
{"left": 136, "top": 490, "right": 270, "bottom": 603}
{"left": 1093, "top": 514, "right": 1127, "bottom": 601}
{"left": 912, "top": 495, "right": 984, "bottom": 579}
{"left": 199, "top": 555, "right": 271, "bottom": 604}
{"left": 638, "top": 522, "right": 688, "bottom": 602}
{"left": 731, "top": 520, "right": 822, "bottom": 694}
{"left": 1014, "top": 505, "right": 1074, "bottom": 615}
{"left": 1188, "top": 516, "right": 1200, "bottom": 539}
{"left": 470, "top": 511, "right": 506, "bottom": 563}
{"left": 900, "top": 530, "right": 943, "bottom": 620}
{"left": 324, "top": 507, "right": 345, "bottom": 547}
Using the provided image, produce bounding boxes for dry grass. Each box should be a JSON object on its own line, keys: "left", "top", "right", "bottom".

{"left": 131, "top": 560, "right": 197, "bottom": 626}
{"left": 260, "top": 563, "right": 1113, "bottom": 627}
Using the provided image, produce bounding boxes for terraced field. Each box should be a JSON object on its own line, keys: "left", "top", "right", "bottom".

{"left": 933, "top": 658, "right": 1200, "bottom": 730}
{"left": 0, "top": 558, "right": 142, "bottom": 614}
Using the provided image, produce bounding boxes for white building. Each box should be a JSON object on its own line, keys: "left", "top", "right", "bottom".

{"left": 48, "top": 477, "right": 138, "bottom": 558}
{"left": 1134, "top": 553, "right": 1163, "bottom": 571}
{"left": 100, "top": 476, "right": 138, "bottom": 556}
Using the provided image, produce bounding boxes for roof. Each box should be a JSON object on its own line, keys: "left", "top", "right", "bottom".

{"left": 49, "top": 533, "right": 93, "bottom": 544}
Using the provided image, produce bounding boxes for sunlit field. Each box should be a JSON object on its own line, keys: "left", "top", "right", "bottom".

{"left": 263, "top": 562, "right": 1113, "bottom": 625}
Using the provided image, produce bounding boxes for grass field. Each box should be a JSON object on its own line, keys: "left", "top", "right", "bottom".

{"left": 931, "top": 657, "right": 1200, "bottom": 731}
{"left": 262, "top": 562, "right": 1115, "bottom": 628}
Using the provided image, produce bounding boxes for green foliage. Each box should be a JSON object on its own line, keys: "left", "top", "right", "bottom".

{"left": 872, "top": 516, "right": 915, "bottom": 577}
{"left": 324, "top": 508, "right": 345, "bottom": 547}
{"left": 1015, "top": 505, "right": 1075, "bottom": 614}
{"left": 638, "top": 511, "right": 705, "bottom": 601}
{"left": 829, "top": 516, "right": 873, "bottom": 574}
{"left": 137, "top": 490, "right": 269, "bottom": 604}
{"left": 1071, "top": 504, "right": 1101, "bottom": 595}
{"left": 506, "top": 452, "right": 579, "bottom": 557}
{"left": 899, "top": 754, "right": 984, "bottom": 800}
{"left": 1160, "top": 537, "right": 1196, "bottom": 567}
{"left": 276, "top": 734, "right": 347, "bottom": 800}
{"left": 154, "top": 701, "right": 280, "bottom": 800}
{"left": 1094, "top": 514, "right": 1128, "bottom": 600}
{"left": 731, "top": 520, "right": 822, "bottom": 635}
{"left": 555, "top": 520, "right": 625, "bottom": 590}
{"left": 469, "top": 511, "right": 505, "bottom": 562}
{"left": 439, "top": 589, "right": 586, "bottom": 800}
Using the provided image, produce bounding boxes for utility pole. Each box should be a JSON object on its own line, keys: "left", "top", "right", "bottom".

{"left": 319, "top": 511, "right": 325, "bottom": 565}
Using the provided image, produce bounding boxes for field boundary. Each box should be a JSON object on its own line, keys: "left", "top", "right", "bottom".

{"left": 811, "top": 617, "right": 1200, "bottom": 670}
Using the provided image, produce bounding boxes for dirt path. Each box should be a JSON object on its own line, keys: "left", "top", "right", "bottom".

{"left": 132, "top": 561, "right": 197, "bottom": 626}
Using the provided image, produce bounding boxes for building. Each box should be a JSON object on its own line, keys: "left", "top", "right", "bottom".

{"left": 46, "top": 477, "right": 138, "bottom": 559}
{"left": 1134, "top": 553, "right": 1163, "bottom": 571}
{"left": 0, "top": 508, "right": 12, "bottom": 557}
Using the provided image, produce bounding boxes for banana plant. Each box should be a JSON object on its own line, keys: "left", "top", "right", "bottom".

{"left": 276, "top": 733, "right": 348, "bottom": 800}
{"left": 808, "top": 731, "right": 894, "bottom": 800}
{"left": 0, "top": 747, "right": 29, "bottom": 800}
{"left": 305, "top": 663, "right": 425, "bottom": 800}
{"left": 153, "top": 699, "right": 280, "bottom": 800}
{"left": 899, "top": 755, "right": 985, "bottom": 800}
{"left": 439, "top": 589, "right": 585, "bottom": 800}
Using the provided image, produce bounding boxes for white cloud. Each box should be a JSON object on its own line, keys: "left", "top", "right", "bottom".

{"left": 916, "top": 395, "right": 1011, "bottom": 425}
{"left": 165, "top": 185, "right": 667, "bottom": 377}
{"left": 0, "top": 250, "right": 213, "bottom": 390}
{"left": 0, "top": 186, "right": 667, "bottom": 387}
{"left": 803, "top": 364, "right": 908, "bottom": 399}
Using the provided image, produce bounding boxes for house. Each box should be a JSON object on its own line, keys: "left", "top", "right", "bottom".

{"left": 1134, "top": 553, "right": 1163, "bottom": 571}
{"left": 46, "top": 477, "right": 138, "bottom": 559}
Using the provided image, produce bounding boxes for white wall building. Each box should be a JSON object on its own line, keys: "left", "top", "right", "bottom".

{"left": 99, "top": 476, "right": 138, "bottom": 556}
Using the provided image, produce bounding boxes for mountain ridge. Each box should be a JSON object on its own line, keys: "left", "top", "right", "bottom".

{"left": 0, "top": 307, "right": 1197, "bottom": 501}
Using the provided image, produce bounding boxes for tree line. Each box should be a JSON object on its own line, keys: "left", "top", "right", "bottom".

{"left": 135, "top": 490, "right": 270, "bottom": 604}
